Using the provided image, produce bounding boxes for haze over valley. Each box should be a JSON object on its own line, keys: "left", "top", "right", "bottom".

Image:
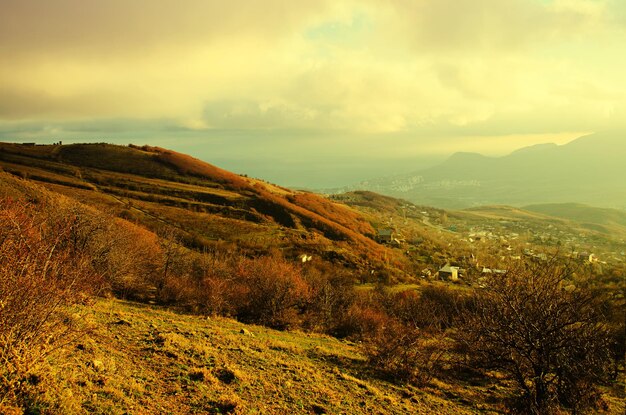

{"left": 328, "top": 131, "right": 626, "bottom": 209}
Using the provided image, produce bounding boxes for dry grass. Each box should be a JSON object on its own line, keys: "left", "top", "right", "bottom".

{"left": 28, "top": 298, "right": 527, "bottom": 415}
{"left": 0, "top": 142, "right": 399, "bottom": 273}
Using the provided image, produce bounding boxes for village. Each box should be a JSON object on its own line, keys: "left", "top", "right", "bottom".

{"left": 370, "top": 201, "right": 625, "bottom": 287}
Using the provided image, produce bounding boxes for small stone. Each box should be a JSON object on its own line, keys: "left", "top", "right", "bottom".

{"left": 240, "top": 328, "right": 254, "bottom": 337}
{"left": 92, "top": 360, "right": 105, "bottom": 372}
{"left": 311, "top": 404, "right": 327, "bottom": 414}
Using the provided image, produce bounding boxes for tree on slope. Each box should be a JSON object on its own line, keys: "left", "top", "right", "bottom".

{"left": 458, "top": 257, "right": 613, "bottom": 414}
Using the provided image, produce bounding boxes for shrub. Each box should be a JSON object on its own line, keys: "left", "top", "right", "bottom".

{"left": 99, "top": 219, "right": 162, "bottom": 299}
{"left": 364, "top": 320, "right": 448, "bottom": 385}
{"left": 153, "top": 232, "right": 190, "bottom": 303}
{"left": 456, "top": 259, "right": 613, "bottom": 414}
{"left": 231, "top": 256, "right": 311, "bottom": 330}
{"left": 301, "top": 267, "right": 357, "bottom": 334}
{"left": 52, "top": 202, "right": 162, "bottom": 300}
{"left": 158, "top": 273, "right": 197, "bottom": 306}
{"left": 0, "top": 199, "right": 99, "bottom": 407}
{"left": 372, "top": 284, "right": 468, "bottom": 335}
{"left": 192, "top": 252, "right": 240, "bottom": 316}
{"left": 334, "top": 300, "right": 390, "bottom": 340}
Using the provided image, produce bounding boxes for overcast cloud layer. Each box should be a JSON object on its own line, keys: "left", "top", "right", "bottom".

{"left": 1, "top": 0, "right": 624, "bottom": 186}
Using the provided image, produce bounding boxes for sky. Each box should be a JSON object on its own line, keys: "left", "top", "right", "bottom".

{"left": 1, "top": 0, "right": 624, "bottom": 187}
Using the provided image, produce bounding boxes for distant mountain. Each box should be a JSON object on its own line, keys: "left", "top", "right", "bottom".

{"left": 331, "top": 132, "right": 626, "bottom": 209}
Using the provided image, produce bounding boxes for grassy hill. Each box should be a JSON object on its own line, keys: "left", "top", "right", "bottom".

{"left": 1, "top": 148, "right": 624, "bottom": 415}
{"left": 457, "top": 205, "right": 555, "bottom": 221}
{"left": 30, "top": 298, "right": 517, "bottom": 415}
{"left": 0, "top": 142, "right": 390, "bottom": 273}
{"left": 449, "top": 204, "right": 626, "bottom": 245}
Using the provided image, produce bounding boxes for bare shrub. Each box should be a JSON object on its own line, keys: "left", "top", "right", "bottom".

{"left": 195, "top": 275, "right": 236, "bottom": 316}
{"left": 457, "top": 258, "right": 613, "bottom": 414}
{"left": 153, "top": 232, "right": 190, "bottom": 303}
{"left": 0, "top": 199, "right": 99, "bottom": 407}
{"left": 364, "top": 321, "right": 449, "bottom": 385}
{"left": 231, "top": 255, "right": 311, "bottom": 330}
{"left": 158, "top": 273, "right": 197, "bottom": 305}
{"left": 301, "top": 266, "right": 357, "bottom": 334}
{"left": 50, "top": 201, "right": 162, "bottom": 300}
{"left": 192, "top": 251, "right": 240, "bottom": 316}
{"left": 384, "top": 285, "right": 467, "bottom": 332}
{"left": 334, "top": 300, "right": 390, "bottom": 340}
{"left": 593, "top": 288, "right": 626, "bottom": 381}
{"left": 100, "top": 219, "right": 162, "bottom": 299}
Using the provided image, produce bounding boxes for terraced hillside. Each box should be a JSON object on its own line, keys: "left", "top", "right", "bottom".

{"left": 0, "top": 142, "right": 394, "bottom": 272}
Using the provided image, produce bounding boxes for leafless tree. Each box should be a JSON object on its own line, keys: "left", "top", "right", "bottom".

{"left": 457, "top": 257, "right": 613, "bottom": 414}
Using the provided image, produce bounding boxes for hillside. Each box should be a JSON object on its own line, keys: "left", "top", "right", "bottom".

{"left": 1, "top": 141, "right": 622, "bottom": 276}
{"left": 0, "top": 142, "right": 392, "bottom": 273}
{"left": 0, "top": 171, "right": 522, "bottom": 415}
{"left": 524, "top": 203, "right": 626, "bottom": 234}
{"left": 27, "top": 298, "right": 513, "bottom": 415}
{"left": 331, "top": 132, "right": 626, "bottom": 209}
{"left": 1, "top": 148, "right": 624, "bottom": 415}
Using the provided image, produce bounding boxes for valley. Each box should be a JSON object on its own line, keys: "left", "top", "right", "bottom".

{"left": 0, "top": 142, "right": 624, "bottom": 415}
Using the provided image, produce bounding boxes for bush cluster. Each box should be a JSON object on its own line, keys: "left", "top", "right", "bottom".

{"left": 0, "top": 198, "right": 100, "bottom": 408}
{"left": 0, "top": 194, "right": 166, "bottom": 410}
{"left": 154, "top": 247, "right": 357, "bottom": 332}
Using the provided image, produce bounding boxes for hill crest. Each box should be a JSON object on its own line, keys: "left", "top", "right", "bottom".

{"left": 0, "top": 142, "right": 389, "bottom": 272}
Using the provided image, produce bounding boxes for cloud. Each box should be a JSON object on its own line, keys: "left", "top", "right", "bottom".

{"left": 0, "top": 0, "right": 333, "bottom": 58}
{"left": 0, "top": 0, "right": 624, "bottom": 150}
{"left": 0, "top": 86, "right": 127, "bottom": 119}
{"left": 384, "top": 0, "right": 550, "bottom": 54}
{"left": 202, "top": 99, "right": 319, "bottom": 130}
{"left": 377, "top": 0, "right": 615, "bottom": 55}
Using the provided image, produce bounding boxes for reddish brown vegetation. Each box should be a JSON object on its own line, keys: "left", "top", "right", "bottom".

{"left": 147, "top": 147, "right": 251, "bottom": 190}
{"left": 0, "top": 198, "right": 101, "bottom": 407}
{"left": 1, "top": 143, "right": 395, "bottom": 272}
{"left": 0, "top": 146, "right": 621, "bottom": 414}
{"left": 119, "top": 146, "right": 384, "bottom": 258}
{"left": 289, "top": 192, "right": 374, "bottom": 236}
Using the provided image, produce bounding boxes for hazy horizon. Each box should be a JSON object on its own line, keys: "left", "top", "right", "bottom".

{"left": 0, "top": 133, "right": 590, "bottom": 188}
{"left": 1, "top": 1, "right": 625, "bottom": 187}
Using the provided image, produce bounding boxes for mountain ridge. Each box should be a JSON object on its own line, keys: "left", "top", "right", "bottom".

{"left": 330, "top": 131, "right": 625, "bottom": 209}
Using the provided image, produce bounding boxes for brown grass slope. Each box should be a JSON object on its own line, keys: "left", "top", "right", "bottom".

{"left": 0, "top": 142, "right": 388, "bottom": 270}
{"left": 41, "top": 298, "right": 511, "bottom": 415}
{"left": 0, "top": 175, "right": 490, "bottom": 415}
{"left": 524, "top": 202, "right": 626, "bottom": 235}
